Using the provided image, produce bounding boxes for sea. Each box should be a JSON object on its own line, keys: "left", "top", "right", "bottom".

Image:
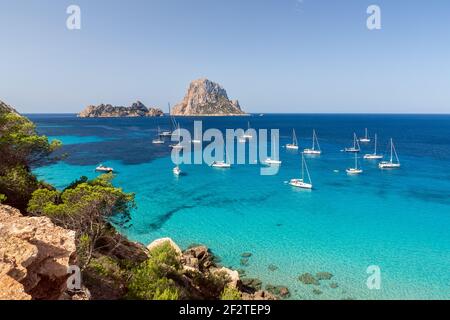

{"left": 28, "top": 113, "right": 450, "bottom": 300}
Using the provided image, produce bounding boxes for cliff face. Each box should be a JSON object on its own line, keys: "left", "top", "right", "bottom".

{"left": 0, "top": 205, "right": 76, "bottom": 300}
{"left": 172, "top": 79, "right": 245, "bottom": 116}
{"left": 78, "top": 101, "right": 163, "bottom": 118}
{"left": 0, "top": 100, "right": 19, "bottom": 114}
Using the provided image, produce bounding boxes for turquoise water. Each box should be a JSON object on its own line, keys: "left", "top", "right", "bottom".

{"left": 30, "top": 114, "right": 450, "bottom": 300}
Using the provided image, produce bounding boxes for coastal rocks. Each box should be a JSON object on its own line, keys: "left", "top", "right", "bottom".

{"left": 265, "top": 285, "right": 290, "bottom": 299}
{"left": 268, "top": 264, "right": 278, "bottom": 272}
{"left": 0, "top": 100, "right": 19, "bottom": 114}
{"left": 78, "top": 101, "right": 163, "bottom": 118}
{"left": 147, "top": 237, "right": 182, "bottom": 256}
{"left": 298, "top": 273, "right": 319, "bottom": 285}
{"left": 240, "top": 278, "right": 262, "bottom": 291}
{"left": 0, "top": 205, "right": 76, "bottom": 300}
{"left": 171, "top": 78, "right": 246, "bottom": 116}
{"left": 316, "top": 272, "right": 334, "bottom": 281}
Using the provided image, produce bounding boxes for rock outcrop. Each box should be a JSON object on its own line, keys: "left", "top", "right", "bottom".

{"left": 0, "top": 205, "right": 76, "bottom": 300}
{"left": 0, "top": 100, "right": 18, "bottom": 114}
{"left": 78, "top": 101, "right": 163, "bottom": 118}
{"left": 172, "top": 79, "right": 245, "bottom": 116}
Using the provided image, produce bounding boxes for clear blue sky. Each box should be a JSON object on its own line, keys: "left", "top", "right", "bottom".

{"left": 1, "top": 0, "right": 449, "bottom": 113}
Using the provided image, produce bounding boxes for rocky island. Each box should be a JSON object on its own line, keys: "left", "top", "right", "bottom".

{"left": 172, "top": 78, "right": 246, "bottom": 116}
{"left": 78, "top": 101, "right": 163, "bottom": 118}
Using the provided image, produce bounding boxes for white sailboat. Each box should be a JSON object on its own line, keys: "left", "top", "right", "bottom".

{"left": 211, "top": 147, "right": 232, "bottom": 168}
{"left": 364, "top": 134, "right": 383, "bottom": 159}
{"left": 289, "top": 153, "right": 313, "bottom": 189}
{"left": 95, "top": 164, "right": 114, "bottom": 173}
{"left": 359, "top": 128, "right": 371, "bottom": 143}
{"left": 346, "top": 153, "right": 363, "bottom": 174}
{"left": 152, "top": 126, "right": 165, "bottom": 144}
{"left": 242, "top": 121, "right": 253, "bottom": 139}
{"left": 345, "top": 133, "right": 361, "bottom": 153}
{"left": 264, "top": 158, "right": 282, "bottom": 165}
{"left": 379, "top": 138, "right": 401, "bottom": 169}
{"left": 286, "top": 129, "right": 299, "bottom": 150}
{"left": 303, "top": 130, "right": 322, "bottom": 155}
{"left": 173, "top": 165, "right": 181, "bottom": 176}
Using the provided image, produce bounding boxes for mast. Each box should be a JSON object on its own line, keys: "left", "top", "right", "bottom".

{"left": 356, "top": 134, "right": 361, "bottom": 150}
{"left": 374, "top": 134, "right": 377, "bottom": 154}
{"left": 301, "top": 153, "right": 305, "bottom": 181}
{"left": 390, "top": 138, "right": 393, "bottom": 162}
{"left": 314, "top": 130, "right": 321, "bottom": 151}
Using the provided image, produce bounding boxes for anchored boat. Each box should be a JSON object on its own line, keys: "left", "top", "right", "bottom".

{"left": 289, "top": 153, "right": 313, "bottom": 189}
{"left": 379, "top": 138, "right": 401, "bottom": 169}
{"left": 303, "top": 130, "right": 321, "bottom": 155}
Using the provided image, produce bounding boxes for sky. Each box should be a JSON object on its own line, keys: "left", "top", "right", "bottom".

{"left": 0, "top": 0, "right": 449, "bottom": 114}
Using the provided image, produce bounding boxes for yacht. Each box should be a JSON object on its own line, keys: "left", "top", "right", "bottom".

{"left": 289, "top": 153, "right": 313, "bottom": 189}
{"left": 242, "top": 121, "right": 253, "bottom": 139}
{"left": 345, "top": 133, "right": 361, "bottom": 153}
{"left": 346, "top": 153, "right": 363, "bottom": 174}
{"left": 264, "top": 158, "right": 282, "bottom": 165}
{"left": 152, "top": 126, "right": 165, "bottom": 144}
{"left": 95, "top": 164, "right": 114, "bottom": 173}
{"left": 359, "top": 128, "right": 371, "bottom": 143}
{"left": 303, "top": 130, "right": 322, "bottom": 155}
{"left": 379, "top": 138, "right": 401, "bottom": 169}
{"left": 173, "top": 166, "right": 182, "bottom": 176}
{"left": 364, "top": 134, "right": 383, "bottom": 159}
{"left": 286, "top": 129, "right": 299, "bottom": 150}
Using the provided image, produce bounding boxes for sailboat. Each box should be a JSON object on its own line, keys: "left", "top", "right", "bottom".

{"left": 286, "top": 129, "right": 299, "bottom": 150}
{"left": 95, "top": 164, "right": 114, "bottom": 173}
{"left": 289, "top": 153, "right": 313, "bottom": 189}
{"left": 152, "top": 126, "right": 165, "bottom": 144}
{"left": 159, "top": 103, "right": 173, "bottom": 137}
{"left": 173, "top": 165, "right": 182, "bottom": 176}
{"left": 303, "top": 130, "right": 322, "bottom": 155}
{"left": 211, "top": 146, "right": 232, "bottom": 168}
{"left": 169, "top": 122, "right": 183, "bottom": 149}
{"left": 242, "top": 121, "right": 253, "bottom": 139}
{"left": 364, "top": 134, "right": 383, "bottom": 159}
{"left": 379, "top": 138, "right": 401, "bottom": 169}
{"left": 359, "top": 128, "right": 371, "bottom": 143}
{"left": 346, "top": 153, "right": 363, "bottom": 174}
{"left": 345, "top": 133, "right": 361, "bottom": 153}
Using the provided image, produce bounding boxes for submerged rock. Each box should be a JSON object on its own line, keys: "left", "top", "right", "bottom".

{"left": 268, "top": 264, "right": 278, "bottom": 272}
{"left": 330, "top": 282, "right": 339, "bottom": 289}
{"left": 240, "top": 258, "right": 250, "bottom": 266}
{"left": 298, "top": 273, "right": 319, "bottom": 285}
{"left": 241, "top": 252, "right": 252, "bottom": 258}
{"left": 241, "top": 278, "right": 262, "bottom": 291}
{"left": 316, "top": 272, "right": 334, "bottom": 281}
{"left": 313, "top": 289, "right": 323, "bottom": 295}
{"left": 265, "top": 285, "right": 291, "bottom": 299}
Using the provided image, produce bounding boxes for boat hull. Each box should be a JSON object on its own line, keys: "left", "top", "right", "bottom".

{"left": 346, "top": 168, "right": 363, "bottom": 174}
{"left": 289, "top": 179, "right": 312, "bottom": 189}
{"left": 379, "top": 162, "right": 401, "bottom": 169}
{"left": 303, "top": 149, "right": 321, "bottom": 155}
{"left": 286, "top": 144, "right": 299, "bottom": 150}
{"left": 364, "top": 154, "right": 383, "bottom": 159}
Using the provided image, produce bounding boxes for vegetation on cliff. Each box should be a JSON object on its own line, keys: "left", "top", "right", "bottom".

{"left": 0, "top": 103, "right": 61, "bottom": 211}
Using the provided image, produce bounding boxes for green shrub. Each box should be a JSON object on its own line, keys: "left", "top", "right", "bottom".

{"left": 220, "top": 287, "right": 241, "bottom": 300}
{"left": 0, "top": 193, "right": 6, "bottom": 203}
{"left": 0, "top": 109, "right": 61, "bottom": 211}
{"left": 127, "top": 243, "right": 181, "bottom": 300}
{"left": 27, "top": 174, "right": 135, "bottom": 268}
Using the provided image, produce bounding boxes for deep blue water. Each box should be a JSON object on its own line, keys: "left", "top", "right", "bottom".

{"left": 29, "top": 113, "right": 450, "bottom": 300}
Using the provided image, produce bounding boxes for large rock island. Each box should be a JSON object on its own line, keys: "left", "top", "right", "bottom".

{"left": 171, "top": 79, "right": 246, "bottom": 116}
{"left": 78, "top": 101, "right": 163, "bottom": 118}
